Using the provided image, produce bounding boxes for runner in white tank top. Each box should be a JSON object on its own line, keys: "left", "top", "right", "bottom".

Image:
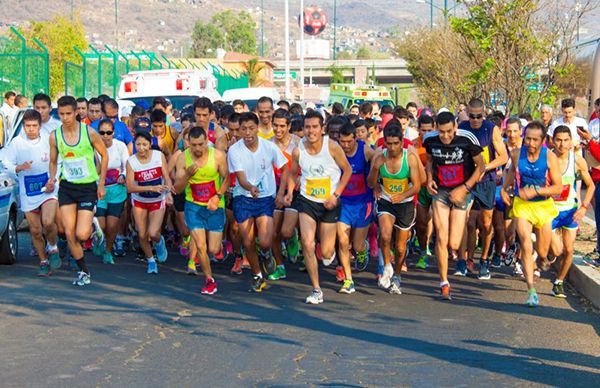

{"left": 286, "top": 111, "right": 352, "bottom": 305}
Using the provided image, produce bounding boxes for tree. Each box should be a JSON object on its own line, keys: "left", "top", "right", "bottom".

{"left": 241, "top": 58, "right": 266, "bottom": 87}
{"left": 396, "top": 0, "right": 596, "bottom": 113}
{"left": 327, "top": 63, "right": 348, "bottom": 84}
{"left": 190, "top": 10, "right": 257, "bottom": 58}
{"left": 21, "top": 14, "right": 87, "bottom": 98}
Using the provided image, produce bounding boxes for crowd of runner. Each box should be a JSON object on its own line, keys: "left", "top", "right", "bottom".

{"left": 3, "top": 90, "right": 600, "bottom": 307}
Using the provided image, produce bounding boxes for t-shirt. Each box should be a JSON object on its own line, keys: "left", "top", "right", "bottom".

{"left": 100, "top": 139, "right": 129, "bottom": 185}
{"left": 38, "top": 117, "right": 61, "bottom": 138}
{"left": 549, "top": 116, "right": 587, "bottom": 143}
{"left": 404, "top": 126, "right": 419, "bottom": 142}
{"left": 91, "top": 119, "right": 134, "bottom": 145}
{"left": 227, "top": 137, "right": 287, "bottom": 198}
{"left": 423, "top": 129, "right": 483, "bottom": 189}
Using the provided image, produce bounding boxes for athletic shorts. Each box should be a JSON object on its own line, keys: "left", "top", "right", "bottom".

{"left": 58, "top": 180, "right": 97, "bottom": 211}
{"left": 433, "top": 187, "right": 472, "bottom": 211}
{"left": 173, "top": 192, "right": 186, "bottom": 212}
{"left": 509, "top": 197, "right": 558, "bottom": 229}
{"left": 417, "top": 186, "right": 432, "bottom": 208}
{"left": 29, "top": 198, "right": 57, "bottom": 215}
{"left": 471, "top": 180, "right": 496, "bottom": 211}
{"left": 339, "top": 200, "right": 373, "bottom": 229}
{"left": 184, "top": 201, "right": 225, "bottom": 232}
{"left": 233, "top": 195, "right": 275, "bottom": 223}
{"left": 132, "top": 199, "right": 165, "bottom": 212}
{"left": 377, "top": 199, "right": 416, "bottom": 230}
{"left": 275, "top": 191, "right": 300, "bottom": 213}
{"left": 552, "top": 207, "right": 578, "bottom": 230}
{"left": 96, "top": 201, "right": 125, "bottom": 218}
{"left": 296, "top": 195, "right": 340, "bottom": 223}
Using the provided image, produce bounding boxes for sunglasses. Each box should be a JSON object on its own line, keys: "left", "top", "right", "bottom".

{"left": 106, "top": 115, "right": 118, "bottom": 120}
{"left": 469, "top": 114, "right": 483, "bottom": 120}
{"left": 99, "top": 130, "right": 114, "bottom": 136}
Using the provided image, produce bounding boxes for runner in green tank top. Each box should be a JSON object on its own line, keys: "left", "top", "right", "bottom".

{"left": 367, "top": 123, "right": 420, "bottom": 295}
{"left": 549, "top": 126, "right": 594, "bottom": 298}
{"left": 174, "top": 126, "right": 229, "bottom": 295}
{"left": 44, "top": 96, "right": 108, "bottom": 287}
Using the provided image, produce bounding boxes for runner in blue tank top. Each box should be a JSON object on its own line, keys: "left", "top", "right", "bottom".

{"left": 337, "top": 123, "right": 375, "bottom": 294}
{"left": 501, "top": 121, "right": 563, "bottom": 307}
{"left": 457, "top": 98, "right": 508, "bottom": 280}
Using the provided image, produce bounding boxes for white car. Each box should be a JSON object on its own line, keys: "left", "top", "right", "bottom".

{"left": 0, "top": 110, "right": 24, "bottom": 264}
{"left": 222, "top": 87, "right": 281, "bottom": 110}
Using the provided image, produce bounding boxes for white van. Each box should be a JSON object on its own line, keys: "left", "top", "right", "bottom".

{"left": 117, "top": 69, "right": 221, "bottom": 110}
{"left": 222, "top": 87, "right": 281, "bottom": 110}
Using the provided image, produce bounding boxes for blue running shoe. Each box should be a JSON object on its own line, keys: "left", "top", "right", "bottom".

{"left": 155, "top": 236, "right": 168, "bottom": 263}
{"left": 526, "top": 288, "right": 539, "bottom": 307}
{"left": 454, "top": 259, "right": 468, "bottom": 277}
{"left": 478, "top": 260, "right": 491, "bottom": 280}
{"left": 147, "top": 260, "right": 158, "bottom": 274}
{"left": 113, "top": 237, "right": 126, "bottom": 257}
{"left": 491, "top": 253, "right": 502, "bottom": 268}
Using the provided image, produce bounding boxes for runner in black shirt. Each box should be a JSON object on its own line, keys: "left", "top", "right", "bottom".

{"left": 423, "top": 112, "right": 484, "bottom": 300}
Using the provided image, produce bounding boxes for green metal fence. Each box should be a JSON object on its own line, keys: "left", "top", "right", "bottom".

{"left": 0, "top": 27, "right": 49, "bottom": 103}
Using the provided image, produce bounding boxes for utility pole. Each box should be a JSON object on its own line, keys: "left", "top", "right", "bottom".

{"left": 261, "top": 0, "right": 265, "bottom": 57}
{"left": 115, "top": 0, "right": 119, "bottom": 50}
{"left": 333, "top": 0, "right": 337, "bottom": 61}
{"left": 284, "top": 0, "right": 291, "bottom": 99}
{"left": 300, "top": 0, "right": 305, "bottom": 100}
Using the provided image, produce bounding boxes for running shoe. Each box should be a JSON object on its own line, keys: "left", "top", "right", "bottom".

{"left": 466, "top": 258, "right": 476, "bottom": 274}
{"left": 354, "top": 250, "right": 369, "bottom": 272}
{"left": 534, "top": 269, "right": 541, "bottom": 279}
{"left": 179, "top": 235, "right": 190, "bottom": 257}
{"left": 147, "top": 260, "right": 158, "bottom": 274}
{"left": 478, "top": 260, "right": 491, "bottom": 280}
{"left": 136, "top": 248, "right": 146, "bottom": 262}
{"left": 83, "top": 238, "right": 92, "bottom": 252}
{"left": 526, "top": 288, "right": 539, "bottom": 307}
{"left": 322, "top": 252, "right": 336, "bottom": 267}
{"left": 491, "top": 253, "right": 502, "bottom": 268}
{"left": 335, "top": 265, "right": 346, "bottom": 282}
{"left": 287, "top": 230, "right": 300, "bottom": 263}
{"left": 241, "top": 255, "right": 251, "bottom": 269}
{"left": 503, "top": 243, "right": 517, "bottom": 266}
{"left": 214, "top": 247, "right": 224, "bottom": 261}
{"left": 58, "top": 237, "right": 68, "bottom": 259}
{"left": 586, "top": 248, "right": 600, "bottom": 261}
{"left": 155, "top": 236, "right": 168, "bottom": 263}
{"left": 224, "top": 240, "right": 233, "bottom": 256}
{"left": 230, "top": 257, "right": 243, "bottom": 275}
{"left": 389, "top": 275, "right": 402, "bottom": 295}
{"left": 249, "top": 276, "right": 267, "bottom": 293}
{"left": 37, "top": 261, "right": 52, "bottom": 277}
{"left": 201, "top": 278, "right": 218, "bottom": 295}
{"left": 72, "top": 271, "right": 91, "bottom": 286}
{"left": 259, "top": 249, "right": 276, "bottom": 274}
{"left": 305, "top": 288, "right": 324, "bottom": 304}
{"left": 454, "top": 259, "right": 468, "bottom": 277}
{"left": 415, "top": 254, "right": 429, "bottom": 270}
{"left": 552, "top": 281, "right": 567, "bottom": 298}
{"left": 102, "top": 251, "right": 115, "bottom": 265}
{"left": 298, "top": 257, "right": 306, "bottom": 272}
{"left": 48, "top": 249, "right": 62, "bottom": 271}
{"left": 30, "top": 247, "right": 37, "bottom": 257}
{"left": 378, "top": 263, "right": 393, "bottom": 289}
{"left": 113, "top": 237, "right": 126, "bottom": 257}
{"left": 165, "top": 230, "right": 178, "bottom": 248}
{"left": 339, "top": 279, "right": 356, "bottom": 294}
{"left": 514, "top": 262, "right": 524, "bottom": 277}
{"left": 537, "top": 257, "right": 550, "bottom": 272}
{"left": 187, "top": 258, "right": 198, "bottom": 275}
{"left": 91, "top": 217, "right": 105, "bottom": 256}
{"left": 368, "top": 227, "right": 378, "bottom": 261}
{"left": 268, "top": 266, "right": 287, "bottom": 280}
{"left": 440, "top": 283, "right": 452, "bottom": 300}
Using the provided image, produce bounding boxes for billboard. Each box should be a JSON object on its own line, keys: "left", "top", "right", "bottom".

{"left": 296, "top": 39, "right": 330, "bottom": 60}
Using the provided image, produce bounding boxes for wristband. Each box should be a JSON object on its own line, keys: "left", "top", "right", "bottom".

{"left": 334, "top": 193, "right": 340, "bottom": 199}
{"left": 582, "top": 202, "right": 590, "bottom": 210}
{"left": 464, "top": 183, "right": 472, "bottom": 192}
{"left": 534, "top": 185, "right": 540, "bottom": 195}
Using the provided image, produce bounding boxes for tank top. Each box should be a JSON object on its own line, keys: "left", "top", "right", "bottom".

{"left": 379, "top": 149, "right": 412, "bottom": 204}
{"left": 341, "top": 140, "right": 371, "bottom": 204}
{"left": 553, "top": 151, "right": 577, "bottom": 211}
{"left": 459, "top": 120, "right": 496, "bottom": 182}
{"left": 516, "top": 146, "right": 549, "bottom": 202}
{"left": 184, "top": 148, "right": 224, "bottom": 208}
{"left": 298, "top": 136, "right": 341, "bottom": 203}
{"left": 128, "top": 150, "right": 165, "bottom": 203}
{"left": 157, "top": 125, "right": 175, "bottom": 153}
{"left": 272, "top": 134, "right": 300, "bottom": 188}
{"left": 56, "top": 122, "right": 99, "bottom": 184}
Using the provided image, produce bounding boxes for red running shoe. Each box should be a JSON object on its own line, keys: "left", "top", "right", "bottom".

{"left": 335, "top": 266, "right": 345, "bottom": 282}
{"left": 201, "top": 278, "right": 218, "bottom": 295}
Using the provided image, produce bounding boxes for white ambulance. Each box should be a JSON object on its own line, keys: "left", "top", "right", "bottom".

{"left": 117, "top": 69, "right": 221, "bottom": 110}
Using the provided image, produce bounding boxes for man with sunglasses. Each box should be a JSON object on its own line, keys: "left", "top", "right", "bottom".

{"left": 91, "top": 99, "right": 134, "bottom": 153}
{"left": 457, "top": 98, "right": 508, "bottom": 280}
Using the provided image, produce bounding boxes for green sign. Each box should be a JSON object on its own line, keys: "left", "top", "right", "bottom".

{"left": 274, "top": 71, "right": 297, "bottom": 80}
{"left": 527, "top": 82, "right": 544, "bottom": 92}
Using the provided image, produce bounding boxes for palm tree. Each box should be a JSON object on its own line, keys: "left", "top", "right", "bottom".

{"left": 241, "top": 58, "right": 266, "bottom": 87}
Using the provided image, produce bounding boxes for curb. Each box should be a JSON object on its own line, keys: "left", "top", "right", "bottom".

{"left": 569, "top": 256, "right": 600, "bottom": 309}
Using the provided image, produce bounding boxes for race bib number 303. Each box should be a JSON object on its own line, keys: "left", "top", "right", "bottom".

{"left": 438, "top": 164, "right": 465, "bottom": 187}
{"left": 306, "top": 177, "right": 330, "bottom": 200}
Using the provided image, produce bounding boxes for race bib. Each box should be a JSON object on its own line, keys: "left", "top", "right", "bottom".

{"left": 135, "top": 168, "right": 163, "bottom": 198}
{"left": 63, "top": 157, "right": 90, "bottom": 181}
{"left": 381, "top": 176, "right": 408, "bottom": 196}
{"left": 105, "top": 169, "right": 120, "bottom": 186}
{"left": 24, "top": 172, "right": 49, "bottom": 197}
{"left": 306, "top": 177, "right": 330, "bottom": 200}
{"left": 190, "top": 181, "right": 217, "bottom": 203}
{"left": 438, "top": 164, "right": 465, "bottom": 187}
{"left": 342, "top": 173, "right": 367, "bottom": 196}
{"left": 553, "top": 184, "right": 571, "bottom": 202}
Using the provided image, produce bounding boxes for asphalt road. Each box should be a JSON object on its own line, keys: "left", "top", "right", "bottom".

{"left": 1, "top": 232, "right": 599, "bottom": 387}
